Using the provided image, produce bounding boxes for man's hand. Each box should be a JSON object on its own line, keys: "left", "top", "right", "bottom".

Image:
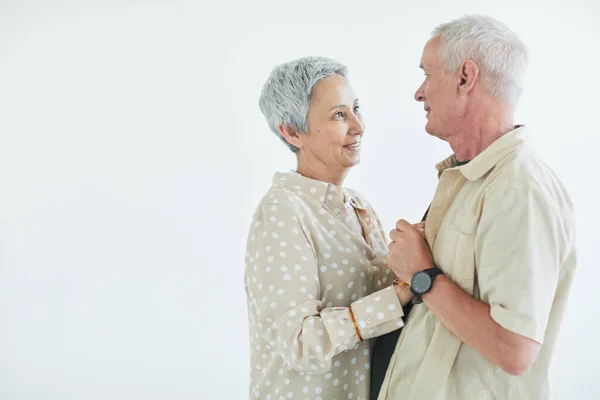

{"left": 386, "top": 219, "right": 434, "bottom": 283}
{"left": 413, "top": 221, "right": 426, "bottom": 237}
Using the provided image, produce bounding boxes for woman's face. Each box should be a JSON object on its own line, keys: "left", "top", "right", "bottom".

{"left": 297, "top": 74, "right": 364, "bottom": 170}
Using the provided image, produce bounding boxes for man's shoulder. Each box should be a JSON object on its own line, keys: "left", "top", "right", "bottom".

{"left": 485, "top": 145, "right": 574, "bottom": 213}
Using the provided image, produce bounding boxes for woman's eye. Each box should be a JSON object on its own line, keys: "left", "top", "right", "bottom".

{"left": 354, "top": 105, "right": 360, "bottom": 112}
{"left": 334, "top": 111, "right": 345, "bottom": 118}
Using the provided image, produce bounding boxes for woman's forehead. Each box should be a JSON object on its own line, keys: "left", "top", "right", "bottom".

{"left": 311, "top": 75, "right": 356, "bottom": 107}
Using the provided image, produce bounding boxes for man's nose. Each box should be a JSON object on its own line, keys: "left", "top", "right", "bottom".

{"left": 414, "top": 82, "right": 425, "bottom": 102}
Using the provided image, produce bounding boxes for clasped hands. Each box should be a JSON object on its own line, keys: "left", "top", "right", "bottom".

{"left": 385, "top": 220, "right": 434, "bottom": 285}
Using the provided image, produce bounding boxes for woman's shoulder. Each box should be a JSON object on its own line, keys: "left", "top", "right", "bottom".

{"left": 252, "top": 172, "right": 306, "bottom": 214}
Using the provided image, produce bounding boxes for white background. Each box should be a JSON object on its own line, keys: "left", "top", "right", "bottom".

{"left": 0, "top": 0, "right": 598, "bottom": 399}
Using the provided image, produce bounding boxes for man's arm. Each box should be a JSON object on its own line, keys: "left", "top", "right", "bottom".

{"left": 387, "top": 185, "right": 570, "bottom": 376}
{"left": 422, "top": 274, "right": 539, "bottom": 376}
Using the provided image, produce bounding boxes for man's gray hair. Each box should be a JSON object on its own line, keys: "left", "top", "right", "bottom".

{"left": 432, "top": 15, "right": 528, "bottom": 112}
{"left": 259, "top": 56, "right": 348, "bottom": 153}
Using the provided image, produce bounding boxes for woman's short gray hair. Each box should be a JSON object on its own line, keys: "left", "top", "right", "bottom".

{"left": 259, "top": 56, "right": 348, "bottom": 153}
{"left": 432, "top": 15, "right": 528, "bottom": 113}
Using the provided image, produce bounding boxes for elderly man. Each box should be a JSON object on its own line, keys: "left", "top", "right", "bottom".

{"left": 374, "top": 15, "right": 577, "bottom": 400}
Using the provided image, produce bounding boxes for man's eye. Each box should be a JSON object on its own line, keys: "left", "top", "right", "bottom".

{"left": 354, "top": 105, "right": 360, "bottom": 112}
{"left": 334, "top": 111, "right": 345, "bottom": 118}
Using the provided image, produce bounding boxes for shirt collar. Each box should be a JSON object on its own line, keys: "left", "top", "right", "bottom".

{"left": 272, "top": 170, "right": 366, "bottom": 211}
{"left": 435, "top": 125, "right": 529, "bottom": 181}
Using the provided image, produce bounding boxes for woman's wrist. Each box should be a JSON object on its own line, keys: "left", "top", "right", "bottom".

{"left": 393, "top": 278, "right": 414, "bottom": 306}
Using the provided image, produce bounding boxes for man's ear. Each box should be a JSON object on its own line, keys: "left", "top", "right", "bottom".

{"left": 278, "top": 124, "right": 303, "bottom": 150}
{"left": 457, "top": 59, "right": 479, "bottom": 95}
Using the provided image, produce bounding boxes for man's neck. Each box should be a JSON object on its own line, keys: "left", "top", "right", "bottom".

{"left": 449, "top": 112, "right": 515, "bottom": 162}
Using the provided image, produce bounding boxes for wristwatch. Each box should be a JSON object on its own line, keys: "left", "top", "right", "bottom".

{"left": 410, "top": 267, "right": 444, "bottom": 297}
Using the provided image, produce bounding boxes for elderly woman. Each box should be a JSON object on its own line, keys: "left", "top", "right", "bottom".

{"left": 244, "top": 56, "right": 413, "bottom": 400}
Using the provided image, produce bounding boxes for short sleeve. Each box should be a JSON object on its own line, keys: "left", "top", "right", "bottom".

{"left": 475, "top": 187, "right": 570, "bottom": 343}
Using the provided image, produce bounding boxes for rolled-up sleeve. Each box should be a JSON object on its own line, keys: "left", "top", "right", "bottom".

{"left": 245, "top": 201, "right": 404, "bottom": 374}
{"left": 350, "top": 285, "right": 404, "bottom": 339}
{"left": 475, "top": 186, "right": 570, "bottom": 343}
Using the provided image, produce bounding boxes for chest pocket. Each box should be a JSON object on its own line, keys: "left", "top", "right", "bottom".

{"left": 434, "top": 204, "right": 477, "bottom": 297}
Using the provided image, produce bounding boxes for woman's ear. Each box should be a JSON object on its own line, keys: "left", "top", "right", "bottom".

{"left": 278, "top": 124, "right": 303, "bottom": 150}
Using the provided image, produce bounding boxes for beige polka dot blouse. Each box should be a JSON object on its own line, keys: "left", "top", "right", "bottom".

{"left": 244, "top": 171, "right": 404, "bottom": 400}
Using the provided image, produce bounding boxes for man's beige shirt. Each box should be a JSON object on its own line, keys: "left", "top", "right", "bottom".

{"left": 378, "top": 127, "right": 576, "bottom": 400}
{"left": 245, "top": 171, "right": 405, "bottom": 400}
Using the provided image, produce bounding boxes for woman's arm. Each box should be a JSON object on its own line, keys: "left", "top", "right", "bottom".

{"left": 245, "top": 200, "right": 406, "bottom": 374}
{"left": 361, "top": 198, "right": 415, "bottom": 306}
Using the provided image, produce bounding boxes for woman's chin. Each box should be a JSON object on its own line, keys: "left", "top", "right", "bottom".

{"left": 341, "top": 155, "right": 361, "bottom": 168}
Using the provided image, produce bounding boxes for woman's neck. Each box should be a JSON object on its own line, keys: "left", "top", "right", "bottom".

{"left": 296, "top": 158, "right": 347, "bottom": 193}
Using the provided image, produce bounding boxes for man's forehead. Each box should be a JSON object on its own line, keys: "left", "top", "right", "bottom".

{"left": 420, "top": 37, "right": 440, "bottom": 68}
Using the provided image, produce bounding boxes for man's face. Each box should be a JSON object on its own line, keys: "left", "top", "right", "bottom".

{"left": 414, "top": 36, "right": 464, "bottom": 140}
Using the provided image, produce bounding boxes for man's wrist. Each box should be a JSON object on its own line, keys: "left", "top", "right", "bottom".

{"left": 409, "top": 265, "right": 443, "bottom": 298}
{"left": 407, "top": 260, "right": 435, "bottom": 283}
{"left": 421, "top": 273, "right": 448, "bottom": 300}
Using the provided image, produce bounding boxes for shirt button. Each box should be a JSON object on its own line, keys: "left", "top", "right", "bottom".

{"left": 366, "top": 318, "right": 372, "bottom": 324}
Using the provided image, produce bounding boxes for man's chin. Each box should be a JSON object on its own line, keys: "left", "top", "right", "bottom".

{"left": 424, "top": 123, "right": 444, "bottom": 140}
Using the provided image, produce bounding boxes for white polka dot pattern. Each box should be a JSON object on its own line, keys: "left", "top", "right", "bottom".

{"left": 244, "top": 171, "right": 404, "bottom": 399}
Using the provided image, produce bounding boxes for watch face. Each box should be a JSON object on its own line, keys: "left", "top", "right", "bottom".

{"left": 411, "top": 271, "right": 432, "bottom": 295}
